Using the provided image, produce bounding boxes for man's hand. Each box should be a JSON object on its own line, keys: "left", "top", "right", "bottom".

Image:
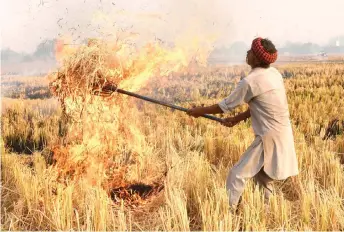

{"left": 222, "top": 109, "right": 251, "bottom": 127}
{"left": 221, "top": 116, "right": 241, "bottom": 127}
{"left": 187, "top": 107, "right": 205, "bottom": 118}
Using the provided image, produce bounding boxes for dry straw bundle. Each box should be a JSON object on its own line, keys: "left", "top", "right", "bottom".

{"left": 45, "top": 39, "right": 171, "bottom": 194}
{"left": 45, "top": 40, "right": 135, "bottom": 183}
{"left": 48, "top": 39, "right": 129, "bottom": 119}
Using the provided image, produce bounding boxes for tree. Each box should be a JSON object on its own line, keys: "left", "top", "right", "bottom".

{"left": 32, "top": 39, "right": 56, "bottom": 60}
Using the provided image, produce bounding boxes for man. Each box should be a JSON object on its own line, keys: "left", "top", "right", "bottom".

{"left": 187, "top": 37, "right": 299, "bottom": 209}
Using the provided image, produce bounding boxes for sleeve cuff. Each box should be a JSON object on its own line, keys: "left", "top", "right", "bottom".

{"left": 218, "top": 101, "right": 231, "bottom": 113}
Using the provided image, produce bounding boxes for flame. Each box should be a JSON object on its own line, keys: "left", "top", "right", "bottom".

{"left": 118, "top": 43, "right": 189, "bottom": 92}
{"left": 50, "top": 34, "right": 213, "bottom": 201}
{"left": 54, "top": 39, "right": 211, "bottom": 91}
{"left": 55, "top": 37, "right": 78, "bottom": 63}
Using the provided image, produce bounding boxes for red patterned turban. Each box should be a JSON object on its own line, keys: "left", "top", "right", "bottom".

{"left": 251, "top": 37, "right": 278, "bottom": 64}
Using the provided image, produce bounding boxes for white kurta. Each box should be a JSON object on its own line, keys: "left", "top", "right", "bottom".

{"left": 218, "top": 67, "right": 299, "bottom": 180}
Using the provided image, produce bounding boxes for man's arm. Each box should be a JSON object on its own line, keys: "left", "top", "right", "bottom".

{"left": 187, "top": 104, "right": 224, "bottom": 117}
{"left": 236, "top": 108, "right": 251, "bottom": 122}
{"left": 222, "top": 108, "right": 251, "bottom": 127}
{"left": 187, "top": 78, "right": 254, "bottom": 119}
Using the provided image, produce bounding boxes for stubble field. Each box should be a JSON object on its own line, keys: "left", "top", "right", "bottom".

{"left": 1, "top": 62, "right": 344, "bottom": 231}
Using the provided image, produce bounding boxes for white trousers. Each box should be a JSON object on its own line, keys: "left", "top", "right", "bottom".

{"left": 226, "top": 136, "right": 274, "bottom": 207}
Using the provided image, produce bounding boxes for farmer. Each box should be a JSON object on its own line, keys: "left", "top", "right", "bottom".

{"left": 187, "top": 37, "right": 299, "bottom": 209}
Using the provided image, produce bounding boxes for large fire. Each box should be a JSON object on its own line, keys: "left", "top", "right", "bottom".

{"left": 48, "top": 36, "right": 211, "bottom": 203}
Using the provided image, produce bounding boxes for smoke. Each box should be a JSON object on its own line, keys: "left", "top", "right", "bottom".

{"left": 2, "top": 0, "right": 236, "bottom": 76}
{"left": 52, "top": 0, "right": 234, "bottom": 51}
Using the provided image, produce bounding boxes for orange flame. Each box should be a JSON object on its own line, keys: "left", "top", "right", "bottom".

{"left": 50, "top": 35, "right": 213, "bottom": 199}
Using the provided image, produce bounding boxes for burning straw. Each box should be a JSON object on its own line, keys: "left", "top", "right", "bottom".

{"left": 49, "top": 39, "right": 128, "bottom": 121}
{"left": 46, "top": 37, "right": 206, "bottom": 203}
{"left": 49, "top": 37, "right": 207, "bottom": 121}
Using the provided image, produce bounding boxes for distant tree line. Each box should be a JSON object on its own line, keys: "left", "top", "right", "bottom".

{"left": 209, "top": 35, "right": 344, "bottom": 62}
{"left": 2, "top": 36, "right": 344, "bottom": 64}
{"left": 1, "top": 39, "right": 57, "bottom": 63}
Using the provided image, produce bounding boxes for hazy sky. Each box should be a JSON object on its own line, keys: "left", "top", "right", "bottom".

{"left": 1, "top": 0, "right": 343, "bottom": 53}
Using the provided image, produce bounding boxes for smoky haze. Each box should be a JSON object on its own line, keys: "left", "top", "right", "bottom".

{"left": 2, "top": 0, "right": 344, "bottom": 52}
{"left": 2, "top": 0, "right": 230, "bottom": 53}
{"left": 1, "top": 0, "right": 344, "bottom": 75}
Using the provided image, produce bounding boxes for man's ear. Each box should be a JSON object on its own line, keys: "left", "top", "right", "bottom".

{"left": 252, "top": 55, "right": 261, "bottom": 66}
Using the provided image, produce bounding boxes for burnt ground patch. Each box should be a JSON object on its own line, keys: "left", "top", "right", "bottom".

{"left": 110, "top": 183, "right": 164, "bottom": 206}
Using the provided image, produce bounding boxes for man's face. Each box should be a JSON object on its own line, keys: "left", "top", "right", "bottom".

{"left": 246, "top": 49, "right": 257, "bottom": 67}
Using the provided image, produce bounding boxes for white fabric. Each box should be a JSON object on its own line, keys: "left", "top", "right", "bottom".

{"left": 219, "top": 67, "right": 299, "bottom": 180}
{"left": 226, "top": 136, "right": 264, "bottom": 206}
{"left": 226, "top": 139, "right": 274, "bottom": 206}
